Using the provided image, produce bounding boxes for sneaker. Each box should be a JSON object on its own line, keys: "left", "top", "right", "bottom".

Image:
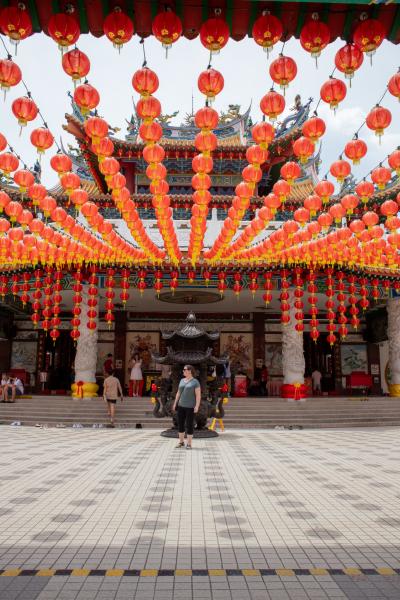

{"left": 175, "top": 442, "right": 184, "bottom": 448}
{"left": 186, "top": 445, "right": 192, "bottom": 450}
{"left": 10, "top": 421, "right": 21, "bottom": 427}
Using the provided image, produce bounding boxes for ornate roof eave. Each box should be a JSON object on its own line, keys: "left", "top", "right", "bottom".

{"left": 161, "top": 311, "right": 220, "bottom": 341}
{"left": 152, "top": 347, "right": 227, "bottom": 365}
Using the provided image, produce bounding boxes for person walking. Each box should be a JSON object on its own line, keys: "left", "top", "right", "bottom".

{"left": 172, "top": 364, "right": 201, "bottom": 449}
{"left": 103, "top": 369, "right": 123, "bottom": 427}
{"left": 129, "top": 354, "right": 143, "bottom": 397}
{"left": 311, "top": 368, "right": 322, "bottom": 395}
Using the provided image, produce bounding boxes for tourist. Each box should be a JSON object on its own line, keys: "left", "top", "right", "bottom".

{"left": 103, "top": 369, "right": 123, "bottom": 427}
{"left": 129, "top": 353, "right": 143, "bottom": 397}
{"left": 173, "top": 364, "right": 201, "bottom": 449}
{"left": 4, "top": 376, "right": 24, "bottom": 403}
{"left": 0, "top": 373, "right": 10, "bottom": 402}
{"left": 103, "top": 353, "right": 113, "bottom": 376}
{"left": 312, "top": 368, "right": 322, "bottom": 395}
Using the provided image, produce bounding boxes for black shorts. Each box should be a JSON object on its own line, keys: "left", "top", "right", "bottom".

{"left": 177, "top": 405, "right": 195, "bottom": 435}
{"left": 107, "top": 399, "right": 117, "bottom": 404}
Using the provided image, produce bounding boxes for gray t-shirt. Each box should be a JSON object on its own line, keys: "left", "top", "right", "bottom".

{"left": 178, "top": 378, "right": 200, "bottom": 408}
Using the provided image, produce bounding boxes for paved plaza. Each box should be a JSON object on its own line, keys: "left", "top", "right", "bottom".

{"left": 0, "top": 426, "right": 400, "bottom": 599}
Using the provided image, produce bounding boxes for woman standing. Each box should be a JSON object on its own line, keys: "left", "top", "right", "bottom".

{"left": 129, "top": 354, "right": 143, "bottom": 397}
{"left": 172, "top": 364, "right": 201, "bottom": 449}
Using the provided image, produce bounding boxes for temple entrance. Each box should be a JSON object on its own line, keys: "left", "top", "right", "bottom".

{"left": 304, "top": 332, "right": 336, "bottom": 393}
{"left": 41, "top": 332, "right": 76, "bottom": 393}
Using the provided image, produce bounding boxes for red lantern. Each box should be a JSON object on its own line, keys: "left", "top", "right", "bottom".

{"left": 302, "top": 116, "right": 326, "bottom": 143}
{"left": 293, "top": 136, "right": 315, "bottom": 164}
{"left": 366, "top": 105, "right": 391, "bottom": 140}
{"left": 341, "top": 194, "right": 358, "bottom": 215}
{"left": 30, "top": 128, "right": 54, "bottom": 154}
{"left": 62, "top": 49, "right": 90, "bottom": 82}
{"left": 315, "top": 179, "right": 334, "bottom": 203}
{"left": 137, "top": 97, "right": 161, "bottom": 122}
{"left": 47, "top": 13, "right": 80, "bottom": 50}
{"left": 0, "top": 5, "right": 32, "bottom": 45}
{"left": 371, "top": 166, "right": 391, "bottom": 190}
{"left": 320, "top": 78, "right": 346, "bottom": 111}
{"left": 273, "top": 180, "right": 291, "bottom": 203}
{"left": 0, "top": 133, "right": 6, "bottom": 153}
{"left": 84, "top": 116, "right": 108, "bottom": 143}
{"left": 251, "top": 122, "right": 275, "bottom": 149}
{"left": 334, "top": 43, "right": 363, "bottom": 85}
{"left": 246, "top": 146, "right": 268, "bottom": 167}
{"left": 152, "top": 10, "right": 182, "bottom": 50}
{"left": 195, "top": 107, "right": 219, "bottom": 131}
{"left": 388, "top": 150, "right": 400, "bottom": 176}
{"left": 269, "top": 55, "right": 297, "bottom": 92}
{"left": 200, "top": 16, "right": 229, "bottom": 53}
{"left": 74, "top": 84, "right": 100, "bottom": 116}
{"left": 355, "top": 180, "right": 374, "bottom": 204}
{"left": 344, "top": 138, "right": 367, "bottom": 165}
{"left": 139, "top": 121, "right": 162, "bottom": 144}
{"left": 303, "top": 194, "right": 322, "bottom": 217}
{"left": 12, "top": 96, "right": 38, "bottom": 127}
{"left": 14, "top": 169, "right": 34, "bottom": 194}
{"left": 260, "top": 90, "right": 285, "bottom": 122}
{"left": 300, "top": 18, "right": 330, "bottom": 61}
{"left": 197, "top": 68, "right": 224, "bottom": 102}
{"left": 280, "top": 161, "right": 301, "bottom": 184}
{"left": 353, "top": 18, "right": 385, "bottom": 58}
{"left": 61, "top": 172, "right": 81, "bottom": 195}
{"left": 103, "top": 9, "right": 134, "bottom": 48}
{"left": 0, "top": 153, "right": 19, "bottom": 176}
{"left": 252, "top": 13, "right": 283, "bottom": 55}
{"left": 132, "top": 67, "right": 159, "bottom": 97}
{"left": 330, "top": 159, "right": 351, "bottom": 184}
{"left": 388, "top": 70, "right": 400, "bottom": 102}
{"left": 50, "top": 153, "right": 72, "bottom": 176}
{"left": 0, "top": 58, "right": 21, "bottom": 93}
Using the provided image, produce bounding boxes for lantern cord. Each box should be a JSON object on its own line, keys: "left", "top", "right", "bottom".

{"left": 0, "top": 37, "right": 61, "bottom": 153}
{"left": 140, "top": 38, "right": 147, "bottom": 67}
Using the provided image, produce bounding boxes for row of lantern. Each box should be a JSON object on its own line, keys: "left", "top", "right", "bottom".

{"left": 0, "top": 4, "right": 395, "bottom": 65}
{"left": 132, "top": 66, "right": 182, "bottom": 264}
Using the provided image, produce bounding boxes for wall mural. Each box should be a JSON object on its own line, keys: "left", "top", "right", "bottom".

{"left": 11, "top": 341, "right": 37, "bottom": 373}
{"left": 341, "top": 344, "right": 368, "bottom": 375}
{"left": 265, "top": 343, "right": 283, "bottom": 376}
{"left": 220, "top": 333, "right": 253, "bottom": 376}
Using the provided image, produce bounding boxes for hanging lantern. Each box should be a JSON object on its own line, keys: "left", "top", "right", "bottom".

{"left": 169, "top": 270, "right": 179, "bottom": 294}
{"left": 280, "top": 270, "right": 290, "bottom": 325}
{"left": 252, "top": 13, "right": 283, "bottom": 56}
{"left": 269, "top": 55, "right": 297, "bottom": 93}
{"left": 260, "top": 90, "right": 285, "bottom": 122}
{"left": 152, "top": 10, "right": 182, "bottom": 51}
{"left": 47, "top": 13, "right": 80, "bottom": 51}
{"left": 104, "top": 268, "right": 116, "bottom": 329}
{"left": 353, "top": 18, "right": 385, "bottom": 60}
{"left": 304, "top": 194, "right": 322, "bottom": 217}
{"left": 302, "top": 116, "right": 326, "bottom": 143}
{"left": 366, "top": 105, "right": 391, "bottom": 141}
{"left": 132, "top": 67, "right": 159, "bottom": 97}
{"left": 263, "top": 272, "right": 273, "bottom": 306}
{"left": 315, "top": 179, "right": 334, "bottom": 204}
{"left": 294, "top": 207, "right": 310, "bottom": 228}
{"left": 388, "top": 149, "right": 400, "bottom": 176}
{"left": 330, "top": 158, "right": 351, "bottom": 184}
{"left": 0, "top": 274, "right": 8, "bottom": 299}
{"left": 251, "top": 122, "right": 275, "bottom": 149}
{"left": 232, "top": 272, "right": 242, "bottom": 299}
{"left": 30, "top": 128, "right": 54, "bottom": 155}
{"left": 0, "top": 6, "right": 32, "bottom": 47}
{"left": 74, "top": 83, "right": 100, "bottom": 116}
{"left": 118, "top": 268, "right": 129, "bottom": 305}
{"left": 362, "top": 211, "right": 379, "bottom": 229}
{"left": 62, "top": 48, "right": 90, "bottom": 83}
{"left": 84, "top": 116, "right": 108, "bottom": 144}
{"left": 273, "top": 180, "right": 291, "bottom": 204}
{"left": 0, "top": 153, "right": 19, "bottom": 177}
{"left": 217, "top": 271, "right": 227, "bottom": 296}
{"left": 358, "top": 277, "right": 369, "bottom": 311}
{"left": 280, "top": 161, "right": 301, "bottom": 184}
{"left": 248, "top": 272, "right": 259, "bottom": 297}
{"left": 197, "top": 68, "right": 224, "bottom": 102}
{"left": 50, "top": 153, "right": 72, "bottom": 177}
{"left": 200, "top": 16, "right": 229, "bottom": 54}
{"left": 203, "top": 269, "right": 211, "bottom": 286}
{"left": 293, "top": 136, "right": 315, "bottom": 164}
{"left": 300, "top": 17, "right": 330, "bottom": 63}
{"left": 334, "top": 43, "right": 363, "bottom": 85}
{"left": 388, "top": 70, "right": 400, "bottom": 102}
{"left": 0, "top": 58, "right": 22, "bottom": 94}
{"left": 344, "top": 137, "right": 367, "bottom": 165}
{"left": 0, "top": 133, "right": 6, "bottom": 153}
{"left": 103, "top": 9, "right": 134, "bottom": 49}
{"left": 11, "top": 96, "right": 38, "bottom": 127}
{"left": 137, "top": 269, "right": 147, "bottom": 295}
{"left": 371, "top": 166, "right": 392, "bottom": 190}
{"left": 355, "top": 180, "right": 374, "bottom": 204}
{"left": 320, "top": 78, "right": 347, "bottom": 112}
{"left": 137, "top": 96, "right": 161, "bottom": 123}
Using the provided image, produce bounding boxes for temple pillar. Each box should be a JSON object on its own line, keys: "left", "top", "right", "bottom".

{"left": 71, "top": 284, "right": 99, "bottom": 398}
{"left": 114, "top": 310, "right": 127, "bottom": 389}
{"left": 253, "top": 312, "right": 265, "bottom": 375}
{"left": 282, "top": 289, "right": 306, "bottom": 399}
{"left": 387, "top": 296, "right": 400, "bottom": 397}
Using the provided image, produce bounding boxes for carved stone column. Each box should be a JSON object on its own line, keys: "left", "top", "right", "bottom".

{"left": 71, "top": 284, "right": 99, "bottom": 398}
{"left": 282, "top": 289, "right": 305, "bottom": 398}
{"left": 387, "top": 296, "right": 400, "bottom": 397}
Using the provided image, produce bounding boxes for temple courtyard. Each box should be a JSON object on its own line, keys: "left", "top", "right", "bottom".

{"left": 0, "top": 427, "right": 399, "bottom": 600}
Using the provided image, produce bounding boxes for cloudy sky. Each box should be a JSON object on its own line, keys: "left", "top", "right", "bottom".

{"left": 0, "top": 31, "right": 399, "bottom": 190}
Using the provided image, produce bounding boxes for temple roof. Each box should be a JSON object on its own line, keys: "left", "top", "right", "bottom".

{"left": 162, "top": 312, "right": 220, "bottom": 341}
